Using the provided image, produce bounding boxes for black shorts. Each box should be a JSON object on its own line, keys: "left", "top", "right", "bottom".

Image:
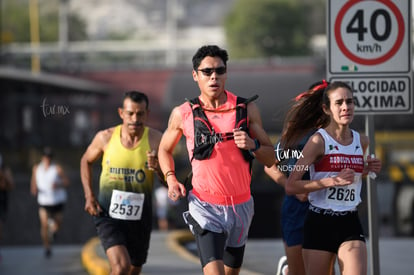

{"left": 186, "top": 213, "right": 245, "bottom": 268}
{"left": 303, "top": 205, "right": 365, "bottom": 254}
{"left": 0, "top": 191, "right": 9, "bottom": 222}
{"left": 194, "top": 229, "right": 245, "bottom": 268}
{"left": 39, "top": 203, "right": 65, "bottom": 216}
{"left": 94, "top": 215, "right": 152, "bottom": 267}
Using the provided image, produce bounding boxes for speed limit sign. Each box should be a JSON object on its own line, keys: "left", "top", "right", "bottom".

{"left": 328, "top": 0, "right": 410, "bottom": 74}
{"left": 328, "top": 0, "right": 412, "bottom": 115}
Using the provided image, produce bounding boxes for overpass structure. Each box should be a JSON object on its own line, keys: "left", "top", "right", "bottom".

{"left": 0, "top": 66, "right": 112, "bottom": 152}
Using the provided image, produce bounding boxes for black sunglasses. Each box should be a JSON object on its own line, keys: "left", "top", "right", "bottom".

{"left": 197, "top": 67, "right": 227, "bottom": 76}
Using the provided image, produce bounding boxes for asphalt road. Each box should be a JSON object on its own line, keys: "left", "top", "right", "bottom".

{"left": 0, "top": 245, "right": 88, "bottom": 275}
{"left": 1, "top": 231, "right": 414, "bottom": 275}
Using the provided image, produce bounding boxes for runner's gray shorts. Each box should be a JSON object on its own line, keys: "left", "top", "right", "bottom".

{"left": 183, "top": 191, "right": 254, "bottom": 247}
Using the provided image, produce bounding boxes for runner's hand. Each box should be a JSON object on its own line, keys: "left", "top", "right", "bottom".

{"left": 365, "top": 154, "right": 382, "bottom": 175}
{"left": 146, "top": 149, "right": 158, "bottom": 171}
{"left": 167, "top": 178, "right": 186, "bottom": 201}
{"left": 333, "top": 168, "right": 355, "bottom": 186}
{"left": 85, "top": 197, "right": 102, "bottom": 216}
{"left": 233, "top": 128, "right": 253, "bottom": 150}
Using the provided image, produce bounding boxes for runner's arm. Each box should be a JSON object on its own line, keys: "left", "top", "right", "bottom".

{"left": 245, "top": 102, "right": 275, "bottom": 167}
{"left": 30, "top": 165, "right": 38, "bottom": 196}
{"left": 264, "top": 162, "right": 287, "bottom": 187}
{"left": 158, "top": 107, "right": 186, "bottom": 200}
{"left": 148, "top": 128, "right": 165, "bottom": 182}
{"left": 80, "top": 129, "right": 109, "bottom": 215}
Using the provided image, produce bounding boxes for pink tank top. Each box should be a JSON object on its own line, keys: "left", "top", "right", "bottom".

{"left": 179, "top": 91, "right": 252, "bottom": 205}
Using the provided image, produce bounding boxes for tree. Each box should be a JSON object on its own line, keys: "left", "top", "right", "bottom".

{"left": 224, "top": 0, "right": 321, "bottom": 58}
{"left": 1, "top": 0, "right": 87, "bottom": 44}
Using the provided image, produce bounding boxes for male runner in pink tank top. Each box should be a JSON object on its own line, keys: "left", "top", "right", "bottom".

{"left": 158, "top": 45, "right": 275, "bottom": 275}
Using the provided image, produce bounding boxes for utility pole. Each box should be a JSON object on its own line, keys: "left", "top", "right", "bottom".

{"left": 166, "top": 0, "right": 179, "bottom": 67}
{"left": 59, "top": 0, "right": 69, "bottom": 69}
{"left": 29, "top": 0, "right": 41, "bottom": 73}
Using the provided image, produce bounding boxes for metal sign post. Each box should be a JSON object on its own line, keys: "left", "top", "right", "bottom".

{"left": 365, "top": 114, "right": 379, "bottom": 275}
{"left": 327, "top": 1, "right": 412, "bottom": 274}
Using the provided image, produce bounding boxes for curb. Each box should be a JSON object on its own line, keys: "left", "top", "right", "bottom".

{"left": 80, "top": 230, "right": 195, "bottom": 275}
{"left": 166, "top": 229, "right": 199, "bottom": 264}
{"left": 80, "top": 230, "right": 259, "bottom": 275}
{"left": 81, "top": 237, "right": 110, "bottom": 275}
{"left": 166, "top": 230, "right": 262, "bottom": 275}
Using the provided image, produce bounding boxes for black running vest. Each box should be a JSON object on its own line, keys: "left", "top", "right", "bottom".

{"left": 186, "top": 95, "right": 258, "bottom": 163}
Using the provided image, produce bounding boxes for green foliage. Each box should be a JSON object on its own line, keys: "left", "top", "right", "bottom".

{"left": 225, "top": 0, "right": 315, "bottom": 58}
{"left": 67, "top": 14, "right": 87, "bottom": 41}
{"left": 1, "top": 1, "right": 31, "bottom": 42}
{"left": 1, "top": 0, "right": 87, "bottom": 43}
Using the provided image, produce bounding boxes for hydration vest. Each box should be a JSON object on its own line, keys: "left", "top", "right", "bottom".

{"left": 186, "top": 95, "right": 258, "bottom": 163}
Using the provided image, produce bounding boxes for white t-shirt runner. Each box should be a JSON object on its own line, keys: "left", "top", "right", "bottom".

{"left": 35, "top": 162, "right": 67, "bottom": 206}
{"left": 309, "top": 128, "right": 364, "bottom": 212}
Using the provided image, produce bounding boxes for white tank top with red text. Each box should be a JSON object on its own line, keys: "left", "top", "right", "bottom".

{"left": 309, "top": 128, "right": 364, "bottom": 211}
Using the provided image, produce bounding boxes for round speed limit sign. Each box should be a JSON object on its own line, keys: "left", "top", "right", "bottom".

{"left": 329, "top": 0, "right": 410, "bottom": 74}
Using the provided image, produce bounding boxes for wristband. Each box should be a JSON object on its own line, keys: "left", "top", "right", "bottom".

{"left": 165, "top": 170, "right": 175, "bottom": 178}
{"left": 250, "top": 139, "right": 260, "bottom": 152}
{"left": 248, "top": 139, "right": 260, "bottom": 157}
